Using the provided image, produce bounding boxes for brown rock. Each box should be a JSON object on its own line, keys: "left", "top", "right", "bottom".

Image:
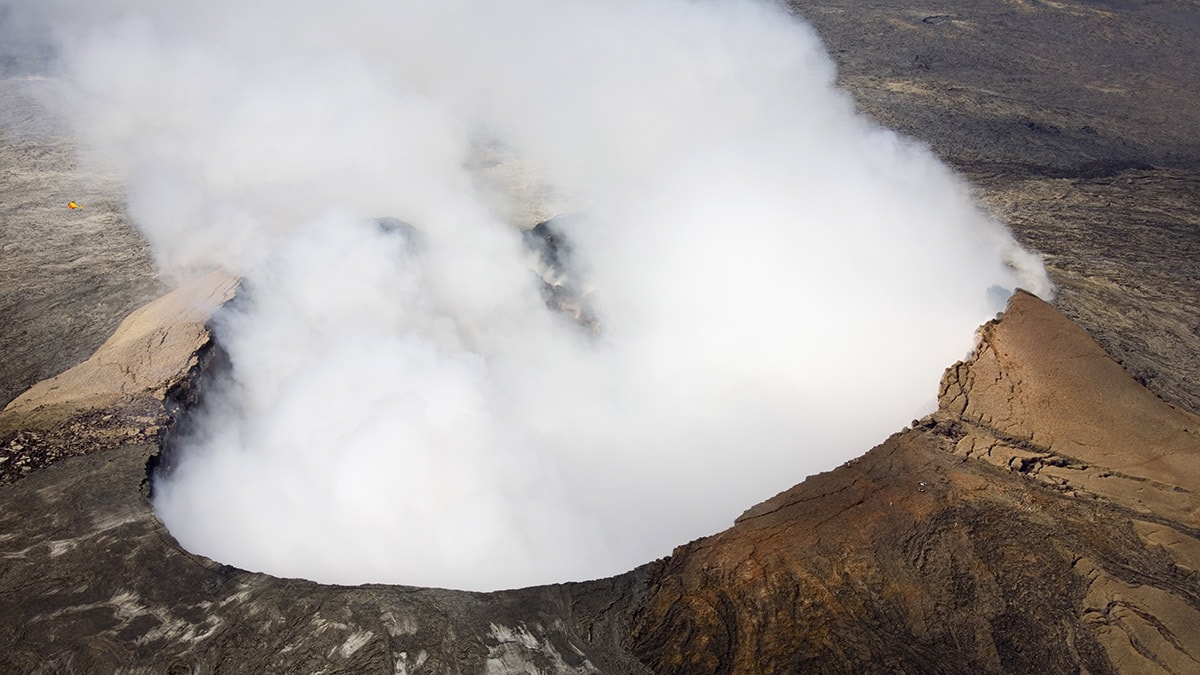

{"left": 940, "top": 290, "right": 1200, "bottom": 527}
{"left": 629, "top": 291, "right": 1200, "bottom": 673}
{"left": 3, "top": 269, "right": 236, "bottom": 417}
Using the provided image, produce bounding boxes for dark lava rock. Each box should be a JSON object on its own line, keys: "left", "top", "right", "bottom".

{"left": 0, "top": 440, "right": 652, "bottom": 674}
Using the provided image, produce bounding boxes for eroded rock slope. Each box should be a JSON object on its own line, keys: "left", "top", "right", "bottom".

{"left": 629, "top": 291, "right": 1200, "bottom": 673}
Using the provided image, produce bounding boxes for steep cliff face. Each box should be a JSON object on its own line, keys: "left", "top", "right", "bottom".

{"left": 629, "top": 291, "right": 1200, "bottom": 673}
{"left": 0, "top": 271, "right": 237, "bottom": 485}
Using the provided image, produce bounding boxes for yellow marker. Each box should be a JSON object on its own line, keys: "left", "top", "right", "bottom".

{"left": 68, "top": 201, "right": 81, "bottom": 209}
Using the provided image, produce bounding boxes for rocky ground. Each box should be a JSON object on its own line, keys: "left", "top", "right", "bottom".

{"left": 0, "top": 79, "right": 165, "bottom": 410}
{"left": 2, "top": 0, "right": 1200, "bottom": 672}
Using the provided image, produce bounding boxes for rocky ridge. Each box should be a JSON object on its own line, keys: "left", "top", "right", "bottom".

{"left": 0, "top": 271, "right": 236, "bottom": 485}
{"left": 628, "top": 291, "right": 1200, "bottom": 673}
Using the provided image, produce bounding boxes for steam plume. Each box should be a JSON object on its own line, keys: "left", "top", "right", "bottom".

{"left": 6, "top": 0, "right": 1052, "bottom": 590}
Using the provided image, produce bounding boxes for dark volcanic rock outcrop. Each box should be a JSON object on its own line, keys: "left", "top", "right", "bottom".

{"left": 793, "top": 0, "right": 1200, "bottom": 173}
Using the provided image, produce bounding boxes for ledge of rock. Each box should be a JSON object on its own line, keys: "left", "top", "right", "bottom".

{"left": 0, "top": 270, "right": 237, "bottom": 484}
{"left": 939, "top": 290, "right": 1200, "bottom": 528}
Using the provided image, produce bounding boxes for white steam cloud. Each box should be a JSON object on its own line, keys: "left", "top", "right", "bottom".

{"left": 9, "top": 0, "right": 1052, "bottom": 590}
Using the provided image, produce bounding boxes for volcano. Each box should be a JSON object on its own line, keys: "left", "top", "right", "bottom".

{"left": 3, "top": 0, "right": 1200, "bottom": 672}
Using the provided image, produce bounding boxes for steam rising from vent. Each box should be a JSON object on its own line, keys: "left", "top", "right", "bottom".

{"left": 7, "top": 0, "right": 1052, "bottom": 590}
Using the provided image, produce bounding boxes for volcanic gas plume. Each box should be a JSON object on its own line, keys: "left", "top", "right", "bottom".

{"left": 4, "top": 0, "right": 1052, "bottom": 590}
